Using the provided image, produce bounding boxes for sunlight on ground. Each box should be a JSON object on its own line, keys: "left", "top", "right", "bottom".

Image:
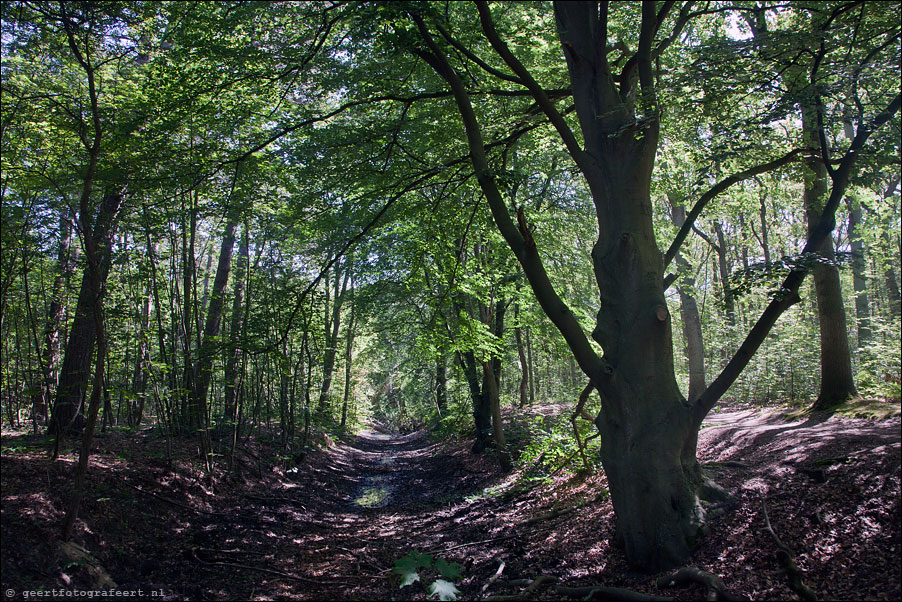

{"left": 354, "top": 486, "right": 390, "bottom": 508}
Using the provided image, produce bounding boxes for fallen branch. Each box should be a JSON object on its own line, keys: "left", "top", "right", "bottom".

{"left": 122, "top": 481, "right": 224, "bottom": 515}
{"left": 656, "top": 566, "right": 747, "bottom": 601}
{"left": 189, "top": 548, "right": 357, "bottom": 584}
{"left": 761, "top": 495, "right": 818, "bottom": 601}
{"left": 555, "top": 584, "right": 672, "bottom": 601}
{"left": 426, "top": 533, "right": 518, "bottom": 555}
{"left": 486, "top": 574, "right": 557, "bottom": 600}
{"left": 482, "top": 561, "right": 506, "bottom": 593}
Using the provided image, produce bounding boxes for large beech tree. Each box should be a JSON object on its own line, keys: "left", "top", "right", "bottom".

{"left": 407, "top": 1, "right": 900, "bottom": 570}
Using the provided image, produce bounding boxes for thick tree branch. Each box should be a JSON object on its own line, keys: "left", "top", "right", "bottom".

{"left": 475, "top": 1, "right": 589, "bottom": 172}
{"left": 637, "top": 1, "right": 657, "bottom": 99}
{"left": 434, "top": 19, "right": 524, "bottom": 85}
{"left": 663, "top": 149, "right": 804, "bottom": 269}
{"left": 694, "top": 93, "right": 900, "bottom": 422}
{"left": 410, "top": 10, "right": 606, "bottom": 383}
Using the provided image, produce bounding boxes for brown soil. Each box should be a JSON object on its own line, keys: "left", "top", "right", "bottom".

{"left": 1, "top": 405, "right": 900, "bottom": 601}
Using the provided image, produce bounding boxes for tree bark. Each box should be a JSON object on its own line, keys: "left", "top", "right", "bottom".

{"left": 32, "top": 205, "right": 73, "bottom": 428}
{"left": 712, "top": 221, "right": 736, "bottom": 326}
{"left": 50, "top": 191, "right": 124, "bottom": 437}
{"left": 434, "top": 352, "right": 447, "bottom": 418}
{"left": 515, "top": 320, "right": 529, "bottom": 407}
{"left": 846, "top": 198, "right": 871, "bottom": 349}
{"left": 318, "top": 264, "right": 350, "bottom": 413}
{"left": 670, "top": 205, "right": 707, "bottom": 402}
{"left": 799, "top": 104, "right": 857, "bottom": 411}
{"left": 223, "top": 226, "right": 249, "bottom": 428}
{"left": 192, "top": 217, "right": 238, "bottom": 429}
{"left": 341, "top": 295, "right": 356, "bottom": 428}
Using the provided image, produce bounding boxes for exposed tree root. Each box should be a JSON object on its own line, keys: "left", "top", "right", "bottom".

{"left": 486, "top": 574, "right": 557, "bottom": 600}
{"left": 555, "top": 584, "right": 672, "bottom": 601}
{"left": 656, "top": 566, "right": 748, "bottom": 601}
{"left": 761, "top": 495, "right": 819, "bottom": 601}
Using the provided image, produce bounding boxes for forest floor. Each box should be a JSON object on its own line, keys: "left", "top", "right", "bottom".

{"left": 1, "top": 402, "right": 900, "bottom": 601}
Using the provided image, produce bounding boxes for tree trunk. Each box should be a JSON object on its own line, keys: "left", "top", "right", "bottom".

{"left": 459, "top": 348, "right": 491, "bottom": 452}
{"left": 192, "top": 217, "right": 238, "bottom": 426}
{"left": 341, "top": 298, "right": 356, "bottom": 428}
{"left": 318, "top": 265, "right": 350, "bottom": 412}
{"left": 482, "top": 360, "right": 512, "bottom": 471}
{"left": 50, "top": 191, "right": 124, "bottom": 437}
{"left": 434, "top": 352, "right": 446, "bottom": 418}
{"left": 759, "top": 192, "right": 772, "bottom": 266}
{"left": 526, "top": 326, "right": 535, "bottom": 404}
{"left": 712, "top": 220, "right": 736, "bottom": 326}
{"left": 223, "top": 226, "right": 249, "bottom": 428}
{"left": 798, "top": 104, "right": 857, "bottom": 411}
{"left": 670, "top": 206, "right": 707, "bottom": 402}
{"left": 414, "top": 3, "right": 704, "bottom": 570}
{"left": 32, "top": 206, "right": 73, "bottom": 428}
{"left": 846, "top": 198, "right": 871, "bottom": 349}
{"left": 515, "top": 322, "right": 528, "bottom": 407}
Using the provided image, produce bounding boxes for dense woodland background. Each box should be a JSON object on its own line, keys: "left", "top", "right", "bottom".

{"left": 1, "top": 1, "right": 900, "bottom": 600}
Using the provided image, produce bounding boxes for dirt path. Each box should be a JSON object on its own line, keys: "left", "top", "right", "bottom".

{"left": 2, "top": 407, "right": 899, "bottom": 601}
{"left": 168, "top": 426, "right": 498, "bottom": 600}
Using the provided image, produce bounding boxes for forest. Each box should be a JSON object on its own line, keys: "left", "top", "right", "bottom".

{"left": 1, "top": 1, "right": 900, "bottom": 600}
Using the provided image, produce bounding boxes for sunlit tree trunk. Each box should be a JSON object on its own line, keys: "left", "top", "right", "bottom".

{"left": 847, "top": 198, "right": 871, "bottom": 349}
{"left": 671, "top": 205, "right": 707, "bottom": 401}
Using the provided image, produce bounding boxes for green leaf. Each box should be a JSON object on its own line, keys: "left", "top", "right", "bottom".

{"left": 392, "top": 551, "right": 433, "bottom": 589}
{"left": 398, "top": 570, "right": 420, "bottom": 589}
{"left": 428, "top": 579, "right": 460, "bottom": 601}
{"left": 434, "top": 558, "right": 462, "bottom": 581}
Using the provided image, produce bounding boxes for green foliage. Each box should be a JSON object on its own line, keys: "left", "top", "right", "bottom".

{"left": 517, "top": 413, "right": 600, "bottom": 479}
{"left": 392, "top": 550, "right": 462, "bottom": 600}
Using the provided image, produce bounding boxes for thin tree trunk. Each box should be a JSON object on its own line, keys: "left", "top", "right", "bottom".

{"left": 224, "top": 226, "right": 248, "bottom": 432}
{"left": 318, "top": 265, "right": 350, "bottom": 412}
{"left": 515, "top": 323, "right": 528, "bottom": 407}
{"left": 32, "top": 206, "right": 73, "bottom": 429}
{"left": 846, "top": 198, "right": 871, "bottom": 349}
{"left": 670, "top": 206, "right": 707, "bottom": 402}
{"left": 192, "top": 218, "right": 238, "bottom": 428}
{"left": 713, "top": 220, "right": 735, "bottom": 326}
{"left": 50, "top": 191, "right": 124, "bottom": 438}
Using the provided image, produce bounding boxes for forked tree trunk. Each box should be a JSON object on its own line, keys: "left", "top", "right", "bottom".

{"left": 583, "top": 135, "right": 704, "bottom": 570}
{"left": 799, "top": 105, "right": 857, "bottom": 411}
{"left": 414, "top": 1, "right": 899, "bottom": 572}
